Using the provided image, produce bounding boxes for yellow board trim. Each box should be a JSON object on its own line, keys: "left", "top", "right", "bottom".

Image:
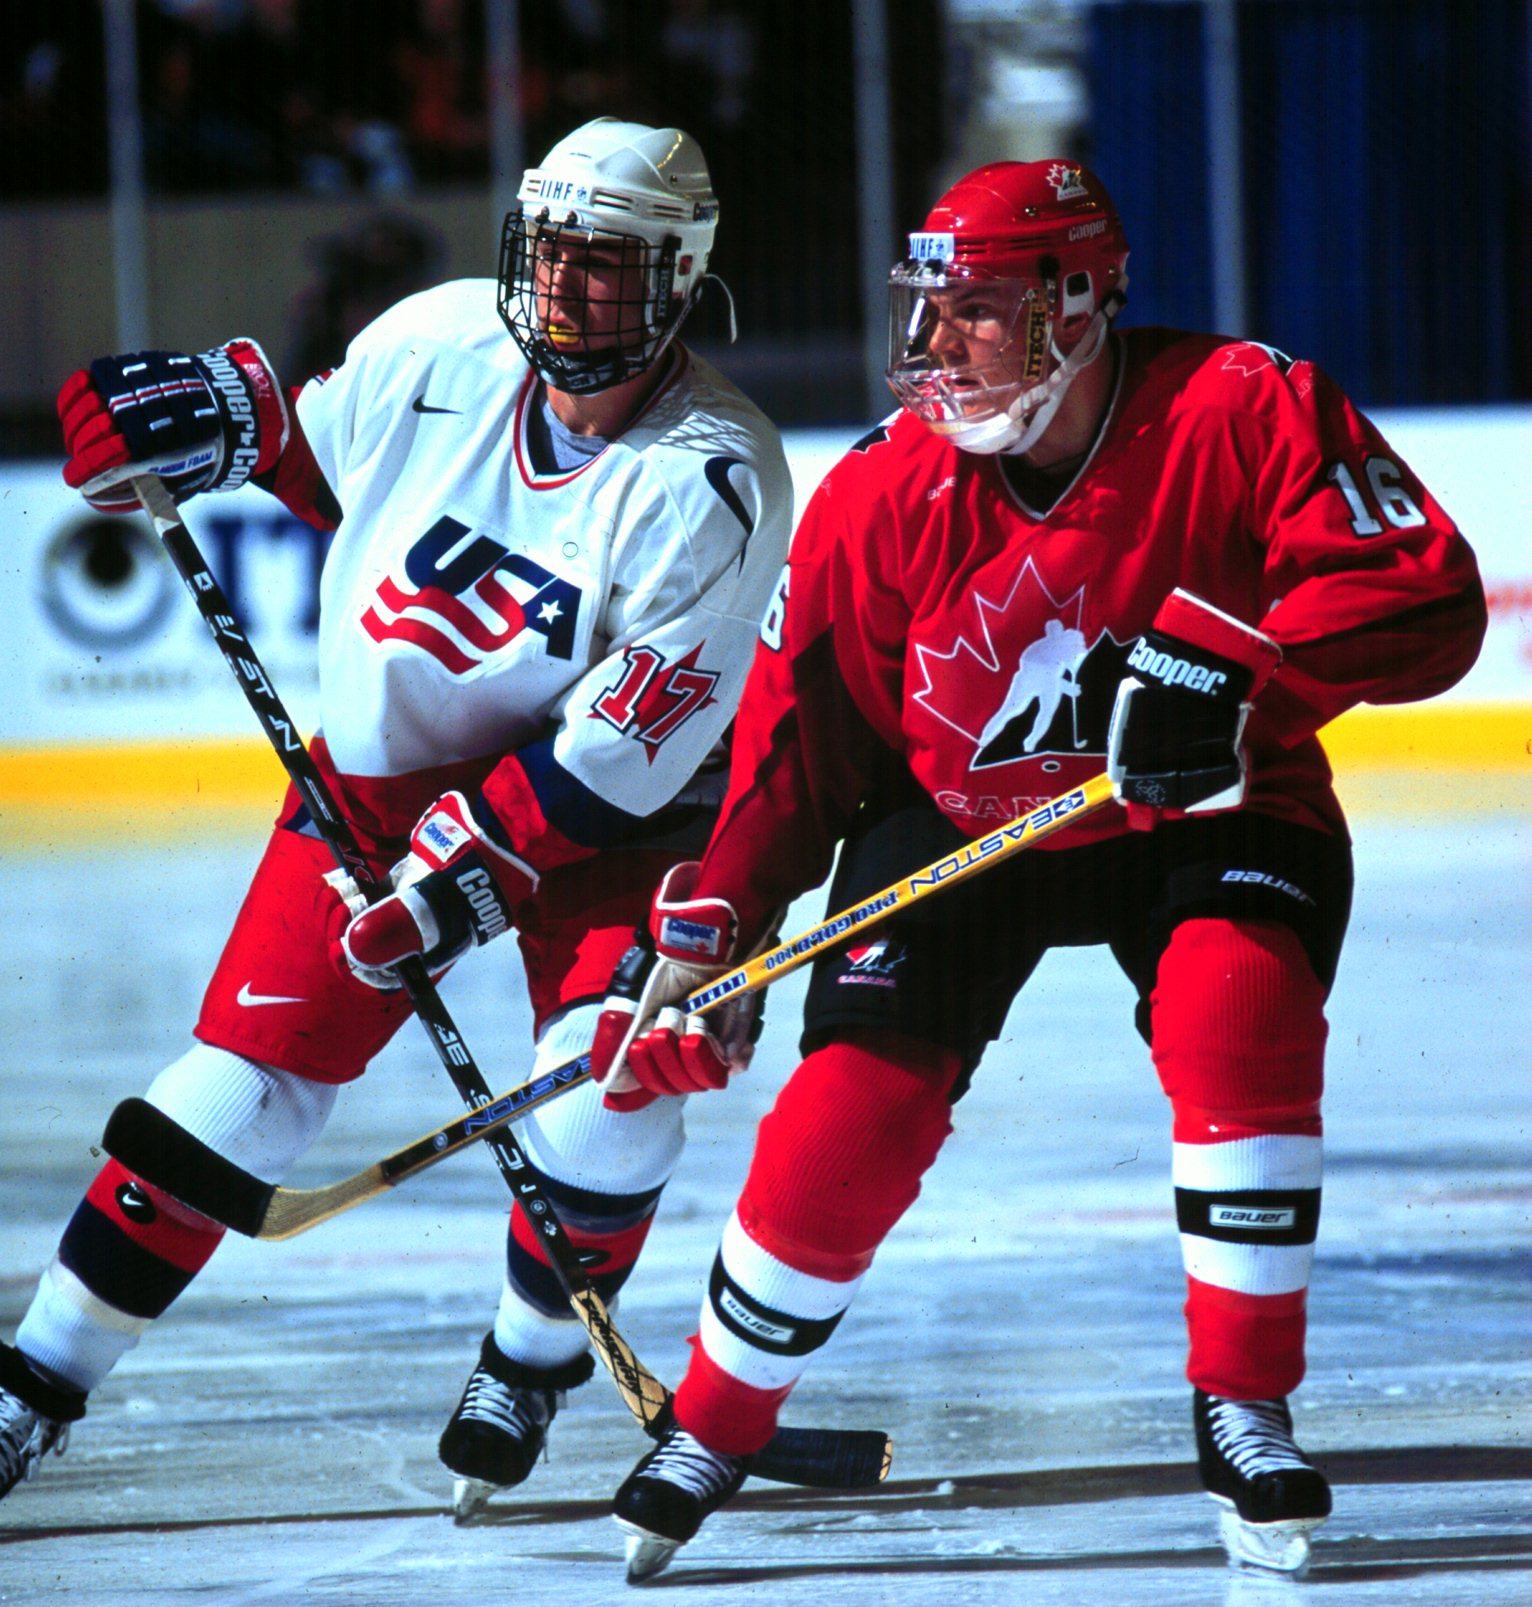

{"left": 0, "top": 739, "right": 291, "bottom": 843}
{"left": 0, "top": 738, "right": 292, "bottom": 808}
{"left": 0, "top": 705, "right": 1524, "bottom": 840}
{"left": 1315, "top": 703, "right": 1529, "bottom": 770}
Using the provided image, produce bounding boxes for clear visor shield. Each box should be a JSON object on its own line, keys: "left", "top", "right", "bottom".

{"left": 885, "top": 272, "right": 1054, "bottom": 430}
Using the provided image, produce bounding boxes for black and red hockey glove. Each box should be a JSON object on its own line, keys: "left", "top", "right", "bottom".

{"left": 1107, "top": 589, "right": 1282, "bottom": 830}
{"left": 58, "top": 339, "right": 289, "bottom": 514}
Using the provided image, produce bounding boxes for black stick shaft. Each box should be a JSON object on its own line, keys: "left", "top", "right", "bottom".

{"left": 136, "top": 482, "right": 548, "bottom": 1203}
{"left": 132, "top": 476, "right": 884, "bottom": 1487}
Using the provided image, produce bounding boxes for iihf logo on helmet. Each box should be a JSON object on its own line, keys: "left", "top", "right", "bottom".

{"left": 1045, "top": 163, "right": 1088, "bottom": 201}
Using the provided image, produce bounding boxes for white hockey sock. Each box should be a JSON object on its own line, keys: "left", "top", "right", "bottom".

{"left": 15, "top": 1261, "right": 149, "bottom": 1395}
{"left": 489, "top": 1005, "right": 685, "bottom": 1370}
{"left": 12, "top": 1046, "right": 338, "bottom": 1397}
{"left": 697, "top": 1210, "right": 867, "bottom": 1395}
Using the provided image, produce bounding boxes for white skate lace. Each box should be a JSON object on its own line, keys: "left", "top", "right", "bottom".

{"left": 644, "top": 1431, "right": 742, "bottom": 1499}
{"left": 1, "top": 1395, "right": 66, "bottom": 1490}
{"left": 456, "top": 1371, "right": 550, "bottom": 1440}
{"left": 1207, "top": 1397, "right": 1309, "bottom": 1478}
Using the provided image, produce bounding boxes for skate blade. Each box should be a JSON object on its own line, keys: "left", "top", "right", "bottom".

{"left": 1216, "top": 1502, "right": 1323, "bottom": 1577}
{"left": 451, "top": 1476, "right": 496, "bottom": 1523}
{"left": 615, "top": 1517, "right": 682, "bottom": 1584}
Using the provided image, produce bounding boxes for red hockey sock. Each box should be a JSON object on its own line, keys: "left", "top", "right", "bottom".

{"left": 674, "top": 1031, "right": 960, "bottom": 1452}
{"left": 741, "top": 1029, "right": 960, "bottom": 1271}
{"left": 1185, "top": 1279, "right": 1309, "bottom": 1400}
{"left": 674, "top": 1336, "right": 797, "bottom": 1456}
{"left": 1152, "top": 919, "right": 1327, "bottom": 1399}
{"left": 57, "top": 1158, "right": 227, "bottom": 1321}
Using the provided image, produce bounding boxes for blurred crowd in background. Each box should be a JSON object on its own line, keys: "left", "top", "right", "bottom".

{"left": 1, "top": 1, "right": 1525, "bottom": 425}
{"left": 1, "top": 0, "right": 953, "bottom": 395}
{"left": 2, "top": 0, "right": 845, "bottom": 199}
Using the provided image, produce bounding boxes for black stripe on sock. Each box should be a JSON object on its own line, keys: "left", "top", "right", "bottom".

{"left": 707, "top": 1253, "right": 847, "bottom": 1357}
{"left": 1175, "top": 1187, "right": 1321, "bottom": 1247}
{"left": 56, "top": 1200, "right": 199, "bottom": 1320}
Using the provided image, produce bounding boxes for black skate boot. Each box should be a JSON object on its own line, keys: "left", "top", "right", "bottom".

{"left": 437, "top": 1335, "right": 595, "bottom": 1521}
{"left": 1194, "top": 1388, "right": 1331, "bottom": 1576}
{"left": 612, "top": 1419, "right": 749, "bottom": 1582}
{"left": 0, "top": 1342, "right": 86, "bottom": 1500}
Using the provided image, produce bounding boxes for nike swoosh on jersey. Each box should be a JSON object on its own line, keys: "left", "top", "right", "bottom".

{"left": 412, "top": 395, "right": 461, "bottom": 415}
{"left": 236, "top": 982, "right": 307, "bottom": 1007}
{"left": 704, "top": 455, "right": 754, "bottom": 537}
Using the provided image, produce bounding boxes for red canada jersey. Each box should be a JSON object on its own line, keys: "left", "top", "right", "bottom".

{"left": 699, "top": 328, "right": 1486, "bottom": 940}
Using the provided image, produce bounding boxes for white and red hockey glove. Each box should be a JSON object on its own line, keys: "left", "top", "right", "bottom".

{"left": 57, "top": 340, "right": 290, "bottom": 514}
{"left": 1107, "top": 589, "right": 1282, "bottom": 831}
{"left": 589, "top": 863, "right": 761, "bottom": 1113}
{"left": 327, "top": 792, "right": 537, "bottom": 989}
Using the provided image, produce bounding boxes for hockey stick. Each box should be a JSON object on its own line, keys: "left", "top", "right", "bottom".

{"left": 126, "top": 474, "right": 887, "bottom": 1491}
{"left": 106, "top": 768, "right": 1118, "bottom": 1236}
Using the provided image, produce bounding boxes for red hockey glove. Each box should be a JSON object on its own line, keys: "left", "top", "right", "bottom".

{"left": 590, "top": 863, "right": 760, "bottom": 1113}
{"left": 57, "top": 340, "right": 289, "bottom": 514}
{"left": 1107, "top": 589, "right": 1282, "bottom": 830}
{"left": 327, "top": 792, "right": 536, "bottom": 989}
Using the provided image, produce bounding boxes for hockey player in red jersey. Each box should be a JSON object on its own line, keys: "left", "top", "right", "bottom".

{"left": 0, "top": 120, "right": 791, "bottom": 1517}
{"left": 589, "top": 159, "right": 1486, "bottom": 1580}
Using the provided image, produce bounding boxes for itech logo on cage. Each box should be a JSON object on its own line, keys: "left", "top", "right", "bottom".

{"left": 908, "top": 232, "right": 955, "bottom": 262}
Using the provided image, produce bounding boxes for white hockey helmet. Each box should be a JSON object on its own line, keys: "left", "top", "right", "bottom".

{"left": 498, "top": 117, "right": 719, "bottom": 393}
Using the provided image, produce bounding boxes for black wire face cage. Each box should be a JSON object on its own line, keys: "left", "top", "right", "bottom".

{"left": 497, "top": 210, "right": 685, "bottom": 394}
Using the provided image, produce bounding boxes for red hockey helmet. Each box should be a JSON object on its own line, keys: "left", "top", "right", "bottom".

{"left": 886, "top": 160, "right": 1130, "bottom": 454}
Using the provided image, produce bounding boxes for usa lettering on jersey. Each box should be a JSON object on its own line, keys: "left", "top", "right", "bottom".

{"left": 360, "top": 514, "right": 582, "bottom": 674}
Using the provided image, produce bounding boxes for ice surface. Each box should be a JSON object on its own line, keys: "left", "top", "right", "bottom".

{"left": 1, "top": 793, "right": 1526, "bottom": 1603}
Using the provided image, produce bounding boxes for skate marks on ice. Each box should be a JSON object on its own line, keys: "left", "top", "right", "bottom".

{"left": 3, "top": 1448, "right": 1527, "bottom": 1596}
{"left": 0, "top": 816, "right": 1526, "bottom": 1602}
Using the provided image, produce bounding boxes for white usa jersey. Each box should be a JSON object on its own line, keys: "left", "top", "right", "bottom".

{"left": 293, "top": 279, "right": 792, "bottom": 863}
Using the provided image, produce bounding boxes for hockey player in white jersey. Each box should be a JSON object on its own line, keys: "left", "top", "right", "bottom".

{"left": 0, "top": 119, "right": 791, "bottom": 1519}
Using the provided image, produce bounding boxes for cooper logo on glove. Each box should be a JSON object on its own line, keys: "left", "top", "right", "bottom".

{"left": 1124, "top": 640, "right": 1231, "bottom": 697}
{"left": 418, "top": 809, "right": 473, "bottom": 864}
{"left": 660, "top": 915, "right": 729, "bottom": 956}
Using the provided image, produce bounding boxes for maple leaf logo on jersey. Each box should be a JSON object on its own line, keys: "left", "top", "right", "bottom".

{"left": 912, "top": 558, "right": 1131, "bottom": 770}
{"left": 1220, "top": 341, "right": 1295, "bottom": 377}
{"left": 361, "top": 515, "right": 581, "bottom": 676}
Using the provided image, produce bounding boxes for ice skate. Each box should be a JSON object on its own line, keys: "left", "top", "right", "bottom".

{"left": 612, "top": 1423, "right": 749, "bottom": 1583}
{"left": 1194, "top": 1388, "right": 1331, "bottom": 1576}
{"left": 437, "top": 1336, "right": 594, "bottom": 1521}
{"left": 0, "top": 1344, "right": 84, "bottom": 1500}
